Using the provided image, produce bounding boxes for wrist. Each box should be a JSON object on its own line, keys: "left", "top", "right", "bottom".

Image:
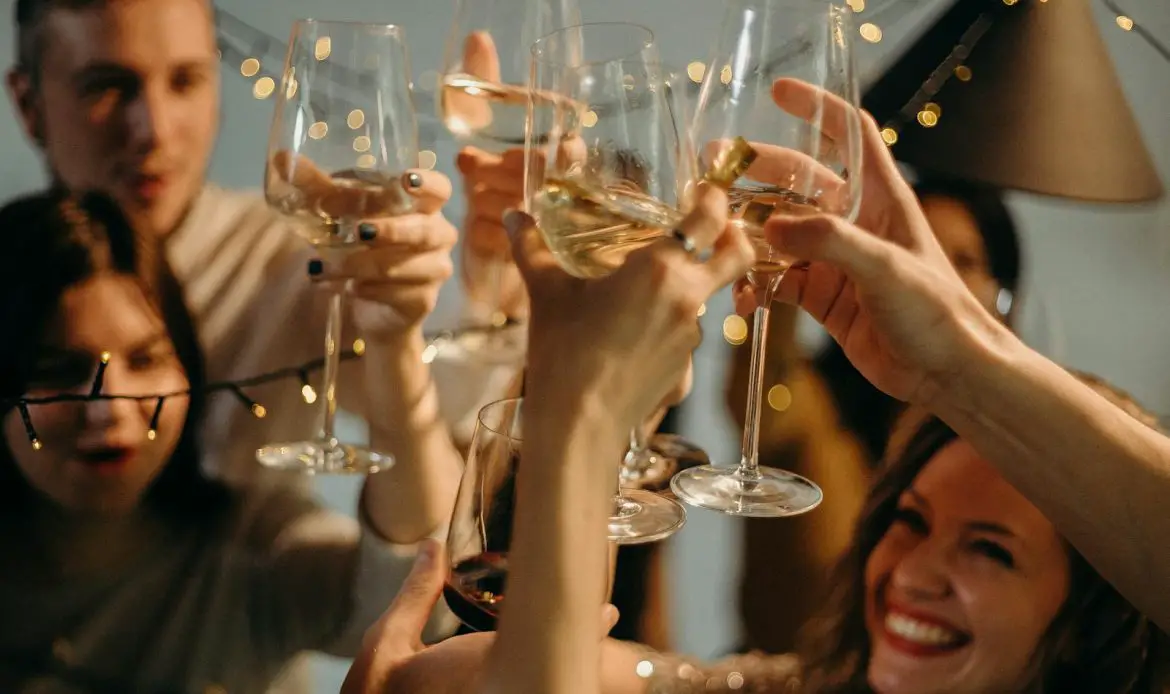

{"left": 920, "top": 311, "right": 1028, "bottom": 418}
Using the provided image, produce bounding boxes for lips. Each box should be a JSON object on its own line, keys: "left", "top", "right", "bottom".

{"left": 76, "top": 446, "right": 135, "bottom": 473}
{"left": 880, "top": 604, "right": 972, "bottom": 657}
{"left": 125, "top": 172, "right": 169, "bottom": 201}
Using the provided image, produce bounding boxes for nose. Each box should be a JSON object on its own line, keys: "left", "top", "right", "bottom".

{"left": 889, "top": 535, "right": 953, "bottom": 600}
{"left": 84, "top": 363, "right": 141, "bottom": 431}
{"left": 123, "top": 82, "right": 178, "bottom": 154}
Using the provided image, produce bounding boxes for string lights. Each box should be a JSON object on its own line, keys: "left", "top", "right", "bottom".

{"left": 4, "top": 345, "right": 365, "bottom": 450}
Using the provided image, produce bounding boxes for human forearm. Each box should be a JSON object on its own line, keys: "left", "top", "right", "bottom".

{"left": 482, "top": 389, "right": 625, "bottom": 694}
{"left": 362, "top": 331, "right": 462, "bottom": 544}
{"left": 930, "top": 333, "right": 1170, "bottom": 629}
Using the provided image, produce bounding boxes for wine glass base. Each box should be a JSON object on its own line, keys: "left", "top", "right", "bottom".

{"left": 427, "top": 322, "right": 527, "bottom": 367}
{"left": 256, "top": 440, "right": 394, "bottom": 475}
{"left": 622, "top": 433, "right": 710, "bottom": 491}
{"left": 607, "top": 489, "right": 686, "bottom": 545}
{"left": 670, "top": 464, "right": 822, "bottom": 518}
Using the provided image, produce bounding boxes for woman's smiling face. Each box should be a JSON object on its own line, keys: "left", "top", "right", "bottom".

{"left": 864, "top": 440, "right": 1071, "bottom": 694}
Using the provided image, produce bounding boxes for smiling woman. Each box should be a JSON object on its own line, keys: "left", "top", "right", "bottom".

{"left": 796, "top": 383, "right": 1167, "bottom": 694}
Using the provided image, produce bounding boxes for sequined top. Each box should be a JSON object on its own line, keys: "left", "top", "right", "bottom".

{"left": 634, "top": 649, "right": 804, "bottom": 693}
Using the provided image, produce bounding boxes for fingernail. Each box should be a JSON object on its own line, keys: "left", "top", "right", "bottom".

{"left": 307, "top": 258, "right": 324, "bottom": 276}
{"left": 358, "top": 223, "right": 377, "bottom": 241}
{"left": 502, "top": 208, "right": 524, "bottom": 240}
{"left": 404, "top": 172, "right": 423, "bottom": 189}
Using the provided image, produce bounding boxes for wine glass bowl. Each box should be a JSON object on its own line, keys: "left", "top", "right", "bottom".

{"left": 430, "top": 0, "right": 581, "bottom": 365}
{"left": 670, "top": 0, "right": 862, "bottom": 517}
{"left": 257, "top": 20, "right": 419, "bottom": 474}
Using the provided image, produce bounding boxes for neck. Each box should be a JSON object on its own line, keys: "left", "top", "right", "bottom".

{"left": 1, "top": 494, "right": 166, "bottom": 582}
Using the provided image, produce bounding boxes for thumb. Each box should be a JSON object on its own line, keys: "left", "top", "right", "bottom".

{"left": 504, "top": 209, "right": 561, "bottom": 285}
{"left": 363, "top": 538, "right": 447, "bottom": 652}
{"left": 764, "top": 213, "right": 892, "bottom": 286}
{"left": 600, "top": 604, "right": 620, "bottom": 637}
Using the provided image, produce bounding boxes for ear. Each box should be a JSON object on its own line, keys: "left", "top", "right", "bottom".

{"left": 6, "top": 68, "right": 45, "bottom": 148}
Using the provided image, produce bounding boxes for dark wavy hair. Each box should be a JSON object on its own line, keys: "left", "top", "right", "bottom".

{"left": 0, "top": 189, "right": 229, "bottom": 517}
{"left": 799, "top": 374, "right": 1167, "bottom": 693}
{"left": 813, "top": 176, "right": 1022, "bottom": 465}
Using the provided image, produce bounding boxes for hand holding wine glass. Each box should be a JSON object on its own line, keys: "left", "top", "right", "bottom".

{"left": 669, "top": 0, "right": 864, "bottom": 517}
{"left": 261, "top": 19, "right": 420, "bottom": 473}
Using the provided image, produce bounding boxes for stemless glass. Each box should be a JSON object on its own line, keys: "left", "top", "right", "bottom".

{"left": 433, "top": 0, "right": 581, "bottom": 366}
{"left": 260, "top": 20, "right": 419, "bottom": 473}
{"left": 526, "top": 22, "right": 693, "bottom": 543}
{"left": 445, "top": 397, "right": 621, "bottom": 631}
{"left": 670, "top": 0, "right": 864, "bottom": 516}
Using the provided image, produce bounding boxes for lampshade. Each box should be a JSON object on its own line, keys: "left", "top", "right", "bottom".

{"left": 862, "top": 0, "right": 1163, "bottom": 203}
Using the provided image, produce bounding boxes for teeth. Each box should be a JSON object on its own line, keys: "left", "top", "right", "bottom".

{"left": 884, "top": 612, "right": 961, "bottom": 646}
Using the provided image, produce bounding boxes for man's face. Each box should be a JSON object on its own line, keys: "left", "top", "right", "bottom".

{"left": 9, "top": 0, "right": 220, "bottom": 235}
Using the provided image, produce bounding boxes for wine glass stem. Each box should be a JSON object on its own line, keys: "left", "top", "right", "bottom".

{"left": 738, "top": 303, "right": 771, "bottom": 481}
{"left": 317, "top": 282, "right": 348, "bottom": 445}
{"left": 622, "top": 426, "right": 647, "bottom": 482}
{"left": 486, "top": 250, "right": 505, "bottom": 325}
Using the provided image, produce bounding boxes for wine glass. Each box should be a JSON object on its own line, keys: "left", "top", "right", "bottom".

{"left": 527, "top": 22, "right": 697, "bottom": 543}
{"left": 260, "top": 20, "right": 419, "bottom": 473}
{"left": 445, "top": 397, "right": 620, "bottom": 631}
{"left": 617, "top": 64, "right": 710, "bottom": 492}
{"left": 432, "top": 0, "right": 581, "bottom": 366}
{"left": 670, "top": 0, "right": 864, "bottom": 516}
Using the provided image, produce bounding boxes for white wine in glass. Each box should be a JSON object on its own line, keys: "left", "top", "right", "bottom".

{"left": 669, "top": 0, "right": 864, "bottom": 517}
{"left": 260, "top": 19, "right": 419, "bottom": 474}
{"left": 432, "top": 0, "right": 581, "bottom": 366}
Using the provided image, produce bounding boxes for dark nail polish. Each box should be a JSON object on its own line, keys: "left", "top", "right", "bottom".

{"left": 405, "top": 172, "right": 423, "bottom": 189}
{"left": 358, "top": 223, "right": 377, "bottom": 241}
{"left": 307, "top": 259, "right": 324, "bottom": 276}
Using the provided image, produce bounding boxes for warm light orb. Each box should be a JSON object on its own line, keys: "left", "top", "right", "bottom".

{"left": 302, "top": 384, "right": 318, "bottom": 404}
{"left": 240, "top": 58, "right": 260, "bottom": 77}
{"left": 251, "top": 404, "right": 267, "bottom": 418}
{"left": 917, "top": 110, "right": 939, "bottom": 127}
{"left": 767, "top": 384, "right": 792, "bottom": 412}
{"left": 418, "top": 150, "right": 438, "bottom": 170}
{"left": 686, "top": 61, "right": 706, "bottom": 83}
{"left": 697, "top": 303, "right": 707, "bottom": 317}
{"left": 847, "top": 0, "right": 865, "bottom": 11}
{"left": 347, "top": 109, "right": 366, "bottom": 129}
{"left": 308, "top": 121, "right": 328, "bottom": 139}
{"left": 1116, "top": 15, "right": 1134, "bottom": 31}
{"left": 722, "top": 315, "right": 748, "bottom": 345}
{"left": 353, "top": 338, "right": 367, "bottom": 356}
{"left": 356, "top": 154, "right": 376, "bottom": 169}
{"left": 859, "top": 23, "right": 882, "bottom": 43}
{"left": 253, "top": 77, "right": 275, "bottom": 99}
{"left": 954, "top": 65, "right": 973, "bottom": 82}
{"left": 353, "top": 135, "right": 371, "bottom": 152}
{"left": 719, "top": 65, "right": 733, "bottom": 85}
{"left": 581, "top": 110, "right": 599, "bottom": 128}
{"left": 880, "top": 127, "right": 898, "bottom": 146}
{"left": 314, "top": 37, "right": 332, "bottom": 60}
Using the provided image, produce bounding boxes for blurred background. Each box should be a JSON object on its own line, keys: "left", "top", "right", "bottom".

{"left": 0, "top": 0, "right": 1166, "bottom": 689}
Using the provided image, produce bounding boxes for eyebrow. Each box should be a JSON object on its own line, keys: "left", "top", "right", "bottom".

{"left": 904, "top": 489, "right": 1017, "bottom": 538}
{"left": 37, "top": 331, "right": 169, "bottom": 356}
{"left": 72, "top": 58, "right": 216, "bottom": 82}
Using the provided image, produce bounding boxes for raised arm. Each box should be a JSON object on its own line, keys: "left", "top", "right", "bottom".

{"left": 747, "top": 78, "right": 1170, "bottom": 631}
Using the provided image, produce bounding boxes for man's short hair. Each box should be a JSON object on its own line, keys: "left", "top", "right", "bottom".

{"left": 13, "top": 0, "right": 213, "bottom": 84}
{"left": 14, "top": 0, "right": 102, "bottom": 82}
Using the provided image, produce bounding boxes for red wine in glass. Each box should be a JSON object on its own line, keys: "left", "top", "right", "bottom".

{"left": 443, "top": 551, "right": 508, "bottom": 632}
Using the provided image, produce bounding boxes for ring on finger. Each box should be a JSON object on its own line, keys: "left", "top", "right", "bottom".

{"left": 671, "top": 228, "right": 698, "bottom": 256}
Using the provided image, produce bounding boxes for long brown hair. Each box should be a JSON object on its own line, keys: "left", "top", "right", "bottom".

{"left": 0, "top": 188, "right": 229, "bottom": 517}
{"left": 799, "top": 375, "right": 1166, "bottom": 693}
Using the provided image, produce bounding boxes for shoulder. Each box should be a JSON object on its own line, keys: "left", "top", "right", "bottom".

{"left": 168, "top": 185, "right": 294, "bottom": 259}
{"left": 225, "top": 480, "right": 350, "bottom": 553}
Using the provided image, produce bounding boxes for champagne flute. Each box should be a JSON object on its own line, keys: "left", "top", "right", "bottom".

{"left": 445, "top": 397, "right": 621, "bottom": 631}
{"left": 260, "top": 20, "right": 419, "bottom": 473}
{"left": 528, "top": 22, "right": 725, "bottom": 543}
{"left": 433, "top": 0, "right": 581, "bottom": 366}
{"left": 670, "top": 0, "right": 864, "bottom": 516}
